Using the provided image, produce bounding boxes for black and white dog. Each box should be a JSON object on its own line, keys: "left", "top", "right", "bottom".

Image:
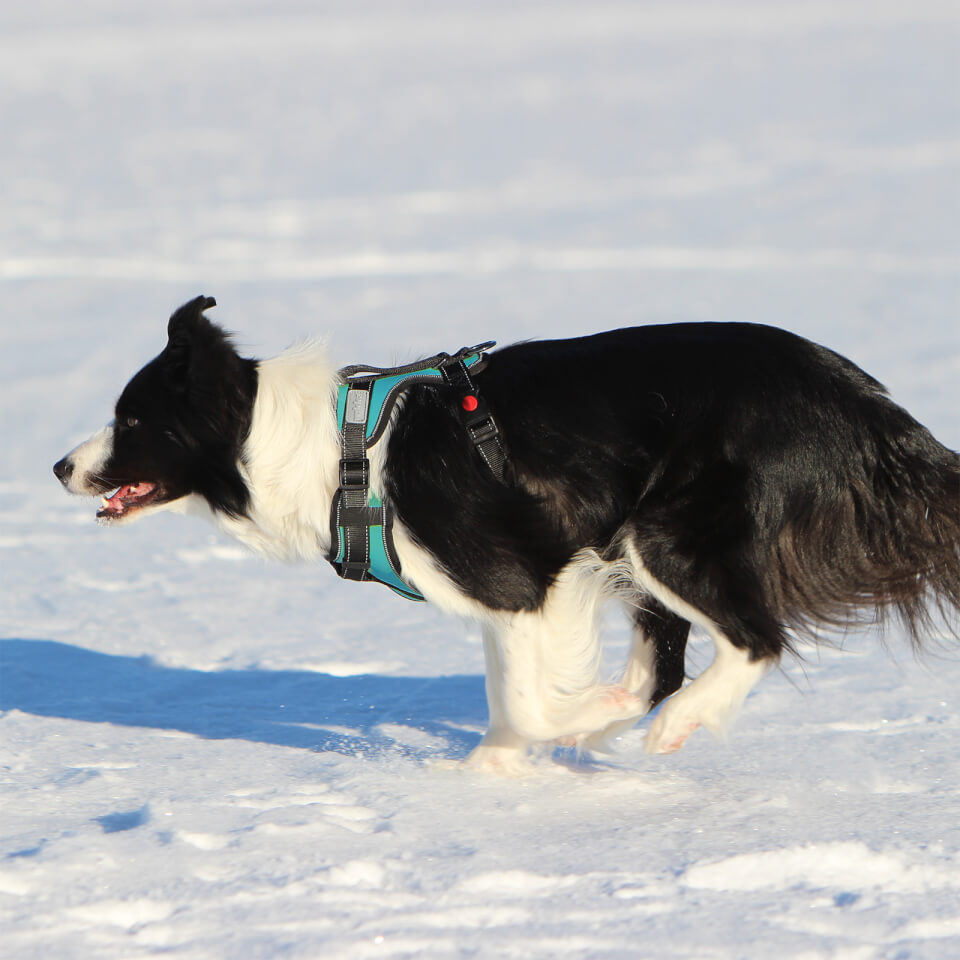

{"left": 54, "top": 296, "right": 960, "bottom": 772}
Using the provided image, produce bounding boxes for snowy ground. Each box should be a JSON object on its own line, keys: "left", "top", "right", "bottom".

{"left": 2, "top": 1, "right": 960, "bottom": 957}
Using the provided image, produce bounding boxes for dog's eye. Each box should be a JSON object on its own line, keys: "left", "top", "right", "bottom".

{"left": 125, "top": 416, "right": 140, "bottom": 429}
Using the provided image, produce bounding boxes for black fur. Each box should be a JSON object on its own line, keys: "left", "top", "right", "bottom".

{"left": 632, "top": 600, "right": 691, "bottom": 707}
{"left": 387, "top": 323, "right": 960, "bottom": 667}
{"left": 102, "top": 296, "right": 257, "bottom": 517}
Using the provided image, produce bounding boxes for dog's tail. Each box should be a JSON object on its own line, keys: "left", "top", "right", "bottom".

{"left": 874, "top": 433, "right": 960, "bottom": 645}
{"left": 775, "top": 401, "right": 960, "bottom": 648}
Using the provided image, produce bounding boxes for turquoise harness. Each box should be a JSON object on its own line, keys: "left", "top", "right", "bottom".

{"left": 327, "top": 343, "right": 504, "bottom": 601}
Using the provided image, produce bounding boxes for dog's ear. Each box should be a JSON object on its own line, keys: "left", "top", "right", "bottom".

{"left": 163, "top": 295, "right": 218, "bottom": 387}
{"left": 167, "top": 295, "right": 217, "bottom": 343}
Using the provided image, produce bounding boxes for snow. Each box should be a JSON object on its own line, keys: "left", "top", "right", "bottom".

{"left": 2, "top": 0, "right": 959, "bottom": 957}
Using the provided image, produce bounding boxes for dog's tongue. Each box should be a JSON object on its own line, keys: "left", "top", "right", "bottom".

{"left": 100, "top": 482, "right": 155, "bottom": 516}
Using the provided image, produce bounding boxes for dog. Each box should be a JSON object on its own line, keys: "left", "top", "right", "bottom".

{"left": 54, "top": 296, "right": 960, "bottom": 772}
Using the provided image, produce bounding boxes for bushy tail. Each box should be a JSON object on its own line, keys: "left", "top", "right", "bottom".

{"left": 876, "top": 439, "right": 960, "bottom": 644}
{"left": 775, "top": 410, "right": 960, "bottom": 647}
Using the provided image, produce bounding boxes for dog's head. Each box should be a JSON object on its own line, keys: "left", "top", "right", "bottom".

{"left": 54, "top": 296, "right": 258, "bottom": 523}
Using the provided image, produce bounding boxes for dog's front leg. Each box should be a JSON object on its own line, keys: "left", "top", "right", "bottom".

{"left": 463, "top": 624, "right": 533, "bottom": 774}
{"left": 464, "top": 592, "right": 647, "bottom": 772}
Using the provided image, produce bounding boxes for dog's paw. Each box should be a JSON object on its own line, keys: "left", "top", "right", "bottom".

{"left": 644, "top": 715, "right": 699, "bottom": 754}
{"left": 645, "top": 688, "right": 719, "bottom": 753}
{"left": 553, "top": 688, "right": 647, "bottom": 753}
{"left": 601, "top": 684, "right": 643, "bottom": 711}
{"left": 575, "top": 684, "right": 646, "bottom": 734}
{"left": 460, "top": 742, "right": 532, "bottom": 776}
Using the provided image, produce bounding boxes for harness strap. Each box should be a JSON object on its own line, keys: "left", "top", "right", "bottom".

{"left": 337, "top": 380, "right": 373, "bottom": 582}
{"left": 327, "top": 342, "right": 505, "bottom": 600}
{"left": 441, "top": 354, "right": 507, "bottom": 482}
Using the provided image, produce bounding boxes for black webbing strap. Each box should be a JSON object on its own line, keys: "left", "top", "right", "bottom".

{"left": 337, "top": 381, "right": 374, "bottom": 582}
{"left": 440, "top": 355, "right": 507, "bottom": 482}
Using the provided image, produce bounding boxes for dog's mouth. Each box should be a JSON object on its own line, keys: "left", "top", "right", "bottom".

{"left": 97, "top": 482, "right": 162, "bottom": 521}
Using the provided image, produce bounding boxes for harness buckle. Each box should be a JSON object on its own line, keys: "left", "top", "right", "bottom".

{"left": 340, "top": 458, "right": 369, "bottom": 488}
{"left": 468, "top": 416, "right": 499, "bottom": 445}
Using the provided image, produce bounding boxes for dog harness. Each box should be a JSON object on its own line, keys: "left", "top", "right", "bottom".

{"left": 327, "top": 342, "right": 505, "bottom": 601}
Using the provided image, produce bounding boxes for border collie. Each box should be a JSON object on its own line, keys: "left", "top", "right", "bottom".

{"left": 54, "top": 296, "right": 960, "bottom": 772}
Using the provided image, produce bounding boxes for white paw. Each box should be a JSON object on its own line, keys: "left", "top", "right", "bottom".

{"left": 579, "top": 684, "right": 646, "bottom": 729}
{"left": 644, "top": 689, "right": 715, "bottom": 754}
{"left": 460, "top": 741, "right": 532, "bottom": 776}
{"left": 602, "top": 684, "right": 641, "bottom": 708}
{"left": 645, "top": 712, "right": 699, "bottom": 754}
{"left": 552, "top": 688, "right": 648, "bottom": 753}
{"left": 643, "top": 667, "right": 758, "bottom": 754}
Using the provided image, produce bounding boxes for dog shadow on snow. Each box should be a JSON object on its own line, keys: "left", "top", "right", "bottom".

{"left": 0, "top": 638, "right": 490, "bottom": 763}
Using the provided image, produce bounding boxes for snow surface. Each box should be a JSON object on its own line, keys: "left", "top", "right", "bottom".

{"left": 2, "top": 1, "right": 960, "bottom": 957}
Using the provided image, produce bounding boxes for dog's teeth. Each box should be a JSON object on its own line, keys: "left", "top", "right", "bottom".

{"left": 101, "top": 496, "right": 110, "bottom": 509}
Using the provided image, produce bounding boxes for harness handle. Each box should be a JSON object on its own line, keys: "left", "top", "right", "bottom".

{"left": 338, "top": 342, "right": 496, "bottom": 383}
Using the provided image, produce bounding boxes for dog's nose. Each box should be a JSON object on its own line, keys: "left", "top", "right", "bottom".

{"left": 53, "top": 457, "right": 74, "bottom": 486}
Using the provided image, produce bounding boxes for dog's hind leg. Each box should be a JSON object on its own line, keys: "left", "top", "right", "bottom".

{"left": 624, "top": 547, "right": 776, "bottom": 754}
{"left": 625, "top": 600, "right": 690, "bottom": 709}
{"left": 644, "top": 629, "right": 770, "bottom": 754}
